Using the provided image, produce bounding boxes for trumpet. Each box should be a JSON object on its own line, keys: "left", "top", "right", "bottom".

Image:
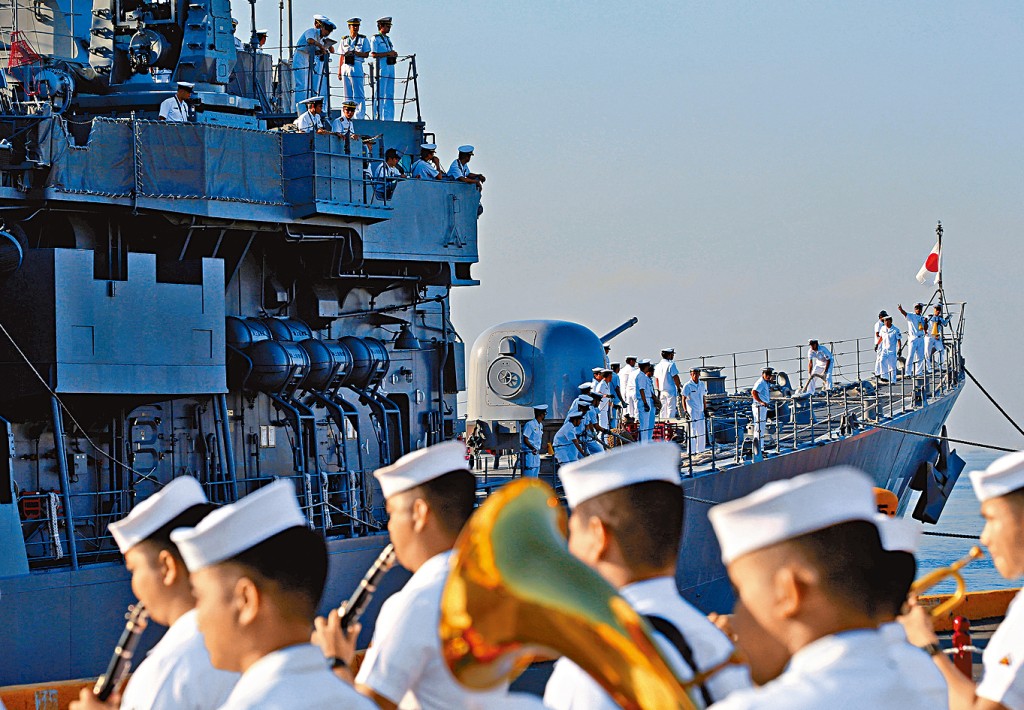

{"left": 910, "top": 546, "right": 984, "bottom": 617}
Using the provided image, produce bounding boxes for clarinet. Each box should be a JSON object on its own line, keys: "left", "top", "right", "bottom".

{"left": 339, "top": 543, "right": 395, "bottom": 630}
{"left": 94, "top": 603, "right": 149, "bottom": 700}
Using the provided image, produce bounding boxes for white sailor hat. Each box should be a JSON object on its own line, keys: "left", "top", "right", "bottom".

{"left": 574, "top": 397, "right": 591, "bottom": 409}
{"left": 559, "top": 442, "right": 680, "bottom": 509}
{"left": 567, "top": 407, "right": 583, "bottom": 418}
{"left": 662, "top": 347, "right": 675, "bottom": 353}
{"left": 299, "top": 96, "right": 324, "bottom": 105}
{"left": 458, "top": 145, "right": 474, "bottom": 154}
{"left": 177, "top": 81, "right": 194, "bottom": 91}
{"left": 708, "top": 466, "right": 876, "bottom": 565}
{"left": 313, "top": 14, "right": 335, "bottom": 28}
{"left": 601, "top": 368, "right": 613, "bottom": 375}
{"left": 914, "top": 302, "right": 926, "bottom": 308}
{"left": 347, "top": 17, "right": 361, "bottom": 24}
{"left": 170, "top": 479, "right": 307, "bottom": 572}
{"left": 969, "top": 450, "right": 1024, "bottom": 502}
{"left": 341, "top": 100, "right": 358, "bottom": 109}
{"left": 256, "top": 28, "right": 269, "bottom": 35}
{"left": 578, "top": 383, "right": 593, "bottom": 391}
{"left": 592, "top": 367, "right": 603, "bottom": 374}
{"left": 421, "top": 143, "right": 437, "bottom": 151}
{"left": 639, "top": 358, "right": 652, "bottom": 365}
{"left": 610, "top": 362, "right": 621, "bottom": 367}
{"left": 373, "top": 440, "right": 468, "bottom": 500}
{"left": 378, "top": 16, "right": 393, "bottom": 24}
{"left": 874, "top": 514, "right": 921, "bottom": 554}
{"left": 532, "top": 403, "right": 549, "bottom": 411}
{"left": 109, "top": 476, "right": 208, "bottom": 554}
{"left": 626, "top": 355, "right": 638, "bottom": 360}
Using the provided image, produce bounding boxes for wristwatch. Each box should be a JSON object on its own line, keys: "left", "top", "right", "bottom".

{"left": 919, "top": 642, "right": 943, "bottom": 657}
{"left": 326, "top": 655, "right": 349, "bottom": 670}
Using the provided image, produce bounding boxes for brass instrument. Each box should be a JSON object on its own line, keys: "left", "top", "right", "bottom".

{"left": 94, "top": 603, "right": 149, "bottom": 700}
{"left": 439, "top": 478, "right": 699, "bottom": 710}
{"left": 910, "top": 546, "right": 984, "bottom": 617}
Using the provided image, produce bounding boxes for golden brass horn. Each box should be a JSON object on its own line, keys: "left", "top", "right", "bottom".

{"left": 910, "top": 546, "right": 984, "bottom": 618}
{"left": 439, "top": 478, "right": 699, "bottom": 710}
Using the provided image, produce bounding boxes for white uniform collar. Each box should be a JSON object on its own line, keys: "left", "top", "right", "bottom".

{"left": 786, "top": 628, "right": 882, "bottom": 675}
{"left": 408, "top": 550, "right": 452, "bottom": 588}
{"left": 619, "top": 576, "right": 678, "bottom": 606}
{"left": 878, "top": 621, "right": 907, "bottom": 644}
{"left": 160, "top": 608, "right": 200, "bottom": 647}
{"left": 233, "top": 643, "right": 326, "bottom": 688}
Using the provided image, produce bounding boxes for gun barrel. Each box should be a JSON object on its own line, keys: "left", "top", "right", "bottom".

{"left": 599, "top": 317, "right": 639, "bottom": 344}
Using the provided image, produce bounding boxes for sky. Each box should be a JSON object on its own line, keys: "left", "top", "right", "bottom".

{"left": 240, "top": 1, "right": 1024, "bottom": 447}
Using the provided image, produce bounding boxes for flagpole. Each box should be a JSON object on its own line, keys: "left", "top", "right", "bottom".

{"left": 935, "top": 221, "right": 945, "bottom": 304}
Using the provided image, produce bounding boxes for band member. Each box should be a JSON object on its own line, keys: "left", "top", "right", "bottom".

{"left": 545, "top": 443, "right": 751, "bottom": 708}
{"left": 70, "top": 477, "right": 237, "bottom": 710}
{"left": 169, "top": 480, "right": 375, "bottom": 709}
{"left": 330, "top": 442, "right": 510, "bottom": 709}
{"left": 901, "top": 451, "right": 1024, "bottom": 710}
{"left": 708, "top": 467, "right": 933, "bottom": 708}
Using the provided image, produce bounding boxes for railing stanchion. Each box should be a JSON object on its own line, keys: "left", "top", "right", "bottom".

{"left": 734, "top": 412, "right": 740, "bottom": 463}
{"left": 732, "top": 353, "right": 738, "bottom": 395}
{"left": 710, "top": 414, "right": 716, "bottom": 471}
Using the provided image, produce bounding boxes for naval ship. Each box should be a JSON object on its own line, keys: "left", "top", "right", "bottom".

{"left": 0, "top": 0, "right": 966, "bottom": 691}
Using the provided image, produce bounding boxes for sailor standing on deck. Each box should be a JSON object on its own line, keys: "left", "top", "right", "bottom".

{"left": 370, "top": 17, "right": 398, "bottom": 120}
{"left": 521, "top": 404, "right": 547, "bottom": 478}
{"left": 654, "top": 348, "right": 682, "bottom": 420}
{"left": 608, "top": 363, "right": 623, "bottom": 429}
{"left": 926, "top": 304, "right": 950, "bottom": 370}
{"left": 545, "top": 443, "right": 752, "bottom": 709}
{"left": 901, "top": 451, "right": 1024, "bottom": 710}
{"left": 874, "top": 310, "right": 889, "bottom": 376}
{"left": 158, "top": 82, "right": 194, "bottom": 122}
{"left": 592, "top": 368, "right": 612, "bottom": 430}
{"left": 681, "top": 367, "right": 708, "bottom": 454}
{"left": 634, "top": 361, "right": 656, "bottom": 442}
{"left": 168, "top": 480, "right": 375, "bottom": 710}
{"left": 805, "top": 339, "right": 833, "bottom": 394}
{"left": 876, "top": 315, "right": 902, "bottom": 382}
{"left": 898, "top": 302, "right": 929, "bottom": 376}
{"left": 751, "top": 367, "right": 773, "bottom": 443}
{"left": 312, "top": 442, "right": 512, "bottom": 709}
{"left": 292, "top": 16, "right": 335, "bottom": 111}
{"left": 620, "top": 355, "right": 639, "bottom": 418}
{"left": 338, "top": 18, "right": 370, "bottom": 119}
{"left": 69, "top": 478, "right": 238, "bottom": 710}
{"left": 708, "top": 467, "right": 935, "bottom": 709}
{"left": 553, "top": 407, "right": 586, "bottom": 463}
{"left": 294, "top": 97, "right": 331, "bottom": 133}
{"left": 872, "top": 515, "right": 950, "bottom": 709}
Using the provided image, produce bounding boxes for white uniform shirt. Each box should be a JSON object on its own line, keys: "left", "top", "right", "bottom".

{"left": 681, "top": 379, "right": 707, "bottom": 417}
{"left": 711, "top": 629, "right": 933, "bottom": 709}
{"left": 752, "top": 378, "right": 771, "bottom": 407}
{"left": 522, "top": 418, "right": 543, "bottom": 460}
{"left": 610, "top": 372, "right": 622, "bottom": 404}
{"left": 634, "top": 372, "right": 654, "bottom": 408}
{"left": 293, "top": 28, "right": 319, "bottom": 70}
{"left": 905, "top": 313, "right": 928, "bottom": 340}
{"left": 219, "top": 644, "right": 374, "bottom": 710}
{"left": 878, "top": 325, "right": 901, "bottom": 354}
{"left": 448, "top": 159, "right": 471, "bottom": 180}
{"left": 593, "top": 380, "right": 611, "bottom": 408}
{"left": 620, "top": 364, "right": 637, "bottom": 398}
{"left": 874, "top": 319, "right": 885, "bottom": 337}
{"left": 356, "top": 551, "right": 509, "bottom": 709}
{"left": 552, "top": 418, "right": 580, "bottom": 462}
{"left": 120, "top": 609, "right": 237, "bottom": 710}
{"left": 340, "top": 35, "right": 370, "bottom": 67}
{"left": 807, "top": 345, "right": 833, "bottom": 373}
{"left": 331, "top": 115, "right": 355, "bottom": 135}
{"left": 372, "top": 33, "right": 396, "bottom": 74}
{"left": 654, "top": 359, "right": 681, "bottom": 395}
{"left": 158, "top": 96, "right": 191, "bottom": 122}
{"left": 878, "top": 622, "right": 948, "bottom": 709}
{"left": 544, "top": 577, "right": 750, "bottom": 709}
{"left": 977, "top": 589, "right": 1024, "bottom": 709}
{"left": 927, "top": 314, "right": 949, "bottom": 340}
{"left": 295, "top": 110, "right": 328, "bottom": 132}
{"left": 411, "top": 159, "right": 440, "bottom": 179}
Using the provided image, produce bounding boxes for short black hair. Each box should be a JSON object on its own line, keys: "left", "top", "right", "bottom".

{"left": 574, "top": 480, "right": 684, "bottom": 572}
{"left": 1006, "top": 487, "right": 1024, "bottom": 508}
{"left": 786, "top": 520, "right": 883, "bottom": 618}
{"left": 228, "top": 526, "right": 328, "bottom": 617}
{"left": 873, "top": 550, "right": 916, "bottom": 618}
{"left": 139, "top": 503, "right": 218, "bottom": 559}
{"left": 409, "top": 469, "right": 476, "bottom": 535}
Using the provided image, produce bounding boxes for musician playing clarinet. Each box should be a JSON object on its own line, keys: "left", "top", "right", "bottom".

{"left": 312, "top": 442, "right": 512, "bottom": 709}
{"left": 71, "top": 477, "right": 237, "bottom": 710}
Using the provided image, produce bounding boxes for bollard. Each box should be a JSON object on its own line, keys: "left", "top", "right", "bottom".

{"left": 951, "top": 616, "right": 973, "bottom": 679}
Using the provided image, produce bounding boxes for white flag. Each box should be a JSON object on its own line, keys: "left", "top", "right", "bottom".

{"left": 916, "top": 240, "right": 941, "bottom": 285}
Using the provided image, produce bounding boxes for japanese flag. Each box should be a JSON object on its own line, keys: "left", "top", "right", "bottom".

{"left": 916, "top": 240, "right": 941, "bottom": 284}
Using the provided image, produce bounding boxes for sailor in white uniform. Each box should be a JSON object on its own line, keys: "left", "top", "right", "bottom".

{"left": 545, "top": 444, "right": 751, "bottom": 709}
{"left": 578, "top": 396, "right": 604, "bottom": 455}
{"left": 653, "top": 348, "right": 682, "bottom": 420}
{"left": 343, "top": 443, "right": 511, "bottom": 709}
{"left": 681, "top": 367, "right": 708, "bottom": 454}
{"left": 898, "top": 302, "right": 929, "bottom": 376}
{"left": 338, "top": 18, "right": 370, "bottom": 119}
{"left": 370, "top": 17, "right": 398, "bottom": 120}
{"left": 751, "top": 367, "right": 772, "bottom": 443}
{"left": 448, "top": 145, "right": 486, "bottom": 190}
{"left": 876, "top": 315, "right": 902, "bottom": 381}
{"left": 158, "top": 82, "right": 193, "bottom": 122}
{"left": 593, "top": 368, "right": 613, "bottom": 430}
{"left": 292, "top": 16, "right": 335, "bottom": 111}
{"left": 609, "top": 363, "right": 623, "bottom": 429}
{"left": 926, "top": 304, "right": 950, "bottom": 370}
{"left": 553, "top": 408, "right": 585, "bottom": 463}
{"left": 232, "top": 18, "right": 243, "bottom": 51}
{"left": 805, "top": 339, "right": 833, "bottom": 394}
{"left": 872, "top": 514, "right": 949, "bottom": 709}
{"left": 521, "top": 404, "right": 547, "bottom": 477}
{"left": 901, "top": 450, "right": 1024, "bottom": 710}
{"left": 634, "top": 361, "right": 656, "bottom": 442}
{"left": 873, "top": 310, "right": 889, "bottom": 376}
{"left": 294, "top": 96, "right": 330, "bottom": 133}
{"left": 410, "top": 143, "right": 445, "bottom": 179}
{"left": 70, "top": 477, "right": 238, "bottom": 710}
{"left": 620, "top": 356, "right": 638, "bottom": 419}
{"left": 708, "top": 467, "right": 935, "bottom": 710}
{"left": 169, "top": 480, "right": 375, "bottom": 710}
{"left": 373, "top": 148, "right": 403, "bottom": 201}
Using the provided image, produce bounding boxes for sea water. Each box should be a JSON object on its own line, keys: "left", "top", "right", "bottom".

{"left": 913, "top": 447, "right": 1019, "bottom": 593}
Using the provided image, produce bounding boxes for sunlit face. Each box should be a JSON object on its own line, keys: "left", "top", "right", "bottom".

{"left": 980, "top": 495, "right": 1024, "bottom": 579}
{"left": 191, "top": 564, "right": 245, "bottom": 671}
{"left": 386, "top": 492, "right": 417, "bottom": 571}
{"left": 567, "top": 512, "right": 599, "bottom": 568}
{"left": 690, "top": 371, "right": 699, "bottom": 382}
{"left": 125, "top": 544, "right": 167, "bottom": 622}
{"left": 726, "top": 551, "right": 792, "bottom": 683}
